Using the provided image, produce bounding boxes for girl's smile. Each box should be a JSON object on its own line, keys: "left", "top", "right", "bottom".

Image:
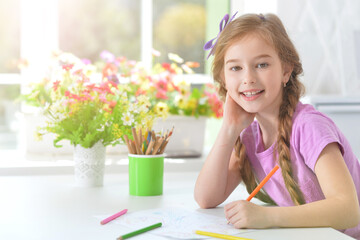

{"left": 240, "top": 88, "right": 265, "bottom": 101}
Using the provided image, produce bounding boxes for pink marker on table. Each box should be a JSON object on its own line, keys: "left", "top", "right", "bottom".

{"left": 101, "top": 209, "right": 128, "bottom": 225}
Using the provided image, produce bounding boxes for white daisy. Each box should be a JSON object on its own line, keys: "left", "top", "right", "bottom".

{"left": 121, "top": 112, "right": 134, "bottom": 126}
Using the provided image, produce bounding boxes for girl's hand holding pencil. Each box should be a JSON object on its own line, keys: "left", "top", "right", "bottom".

{"left": 124, "top": 127, "right": 174, "bottom": 155}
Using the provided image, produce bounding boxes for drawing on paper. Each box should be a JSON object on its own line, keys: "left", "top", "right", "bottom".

{"left": 102, "top": 207, "right": 252, "bottom": 239}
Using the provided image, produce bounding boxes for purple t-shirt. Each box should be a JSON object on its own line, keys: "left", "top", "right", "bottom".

{"left": 240, "top": 102, "right": 360, "bottom": 239}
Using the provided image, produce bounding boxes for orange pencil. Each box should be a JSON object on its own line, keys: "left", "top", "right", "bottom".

{"left": 246, "top": 165, "right": 279, "bottom": 201}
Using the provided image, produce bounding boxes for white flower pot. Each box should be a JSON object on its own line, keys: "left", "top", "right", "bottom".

{"left": 73, "top": 141, "right": 106, "bottom": 187}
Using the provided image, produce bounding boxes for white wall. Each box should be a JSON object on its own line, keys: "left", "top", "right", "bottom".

{"left": 232, "top": 0, "right": 360, "bottom": 96}
{"left": 277, "top": 0, "right": 360, "bottom": 96}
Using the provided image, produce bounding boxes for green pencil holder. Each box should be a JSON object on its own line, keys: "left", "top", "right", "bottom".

{"left": 128, "top": 154, "right": 164, "bottom": 196}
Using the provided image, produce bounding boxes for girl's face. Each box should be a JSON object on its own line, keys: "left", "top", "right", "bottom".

{"left": 223, "top": 33, "right": 291, "bottom": 115}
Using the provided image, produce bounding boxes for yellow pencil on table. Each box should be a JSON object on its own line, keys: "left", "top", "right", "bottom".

{"left": 195, "top": 230, "right": 254, "bottom": 240}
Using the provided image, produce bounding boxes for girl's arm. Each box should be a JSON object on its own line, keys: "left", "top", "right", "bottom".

{"left": 225, "top": 142, "right": 360, "bottom": 229}
{"left": 194, "top": 94, "right": 255, "bottom": 209}
{"left": 194, "top": 124, "right": 242, "bottom": 209}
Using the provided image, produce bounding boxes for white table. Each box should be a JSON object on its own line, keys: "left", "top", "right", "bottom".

{"left": 0, "top": 171, "right": 354, "bottom": 240}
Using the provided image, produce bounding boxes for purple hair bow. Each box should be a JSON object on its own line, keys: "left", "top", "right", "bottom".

{"left": 204, "top": 11, "right": 238, "bottom": 59}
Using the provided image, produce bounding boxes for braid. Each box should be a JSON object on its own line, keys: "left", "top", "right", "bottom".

{"left": 276, "top": 77, "right": 305, "bottom": 205}
{"left": 234, "top": 137, "right": 276, "bottom": 205}
{"left": 233, "top": 75, "right": 306, "bottom": 206}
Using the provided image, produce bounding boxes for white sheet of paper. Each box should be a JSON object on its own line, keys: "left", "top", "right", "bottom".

{"left": 99, "top": 207, "right": 252, "bottom": 239}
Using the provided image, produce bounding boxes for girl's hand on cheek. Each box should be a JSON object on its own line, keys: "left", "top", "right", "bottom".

{"left": 223, "top": 93, "right": 255, "bottom": 131}
{"left": 224, "top": 200, "right": 271, "bottom": 229}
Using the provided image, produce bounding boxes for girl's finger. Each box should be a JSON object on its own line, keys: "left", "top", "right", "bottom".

{"left": 225, "top": 203, "right": 241, "bottom": 220}
{"left": 224, "top": 200, "right": 238, "bottom": 210}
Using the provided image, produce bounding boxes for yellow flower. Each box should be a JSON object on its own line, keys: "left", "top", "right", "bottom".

{"left": 175, "top": 95, "right": 187, "bottom": 109}
{"left": 69, "top": 103, "right": 81, "bottom": 115}
{"left": 155, "top": 102, "right": 169, "bottom": 119}
{"left": 171, "top": 63, "right": 183, "bottom": 74}
{"left": 120, "top": 92, "right": 128, "bottom": 102}
{"left": 112, "top": 124, "right": 123, "bottom": 139}
{"left": 103, "top": 112, "right": 110, "bottom": 120}
{"left": 137, "top": 95, "right": 151, "bottom": 108}
{"left": 186, "top": 98, "right": 197, "bottom": 110}
{"left": 177, "top": 80, "right": 190, "bottom": 95}
{"left": 34, "top": 131, "right": 43, "bottom": 141}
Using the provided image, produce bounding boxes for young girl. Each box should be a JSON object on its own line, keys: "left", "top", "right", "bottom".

{"left": 194, "top": 13, "right": 360, "bottom": 239}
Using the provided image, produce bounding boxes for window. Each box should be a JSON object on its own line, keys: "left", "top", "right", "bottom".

{"left": 153, "top": 0, "right": 206, "bottom": 73}
{"left": 0, "top": 0, "right": 20, "bottom": 74}
{"left": 0, "top": 0, "right": 21, "bottom": 151}
{"left": 0, "top": 0, "right": 229, "bottom": 160}
{"left": 58, "top": 0, "right": 141, "bottom": 62}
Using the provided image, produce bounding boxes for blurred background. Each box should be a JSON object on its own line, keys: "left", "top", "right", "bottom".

{"left": 1, "top": 0, "right": 360, "bottom": 160}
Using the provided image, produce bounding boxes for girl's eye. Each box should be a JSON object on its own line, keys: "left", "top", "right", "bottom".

{"left": 257, "top": 63, "right": 268, "bottom": 69}
{"left": 230, "top": 66, "right": 242, "bottom": 71}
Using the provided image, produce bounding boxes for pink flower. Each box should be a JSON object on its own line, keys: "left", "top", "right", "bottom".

{"left": 156, "top": 79, "right": 168, "bottom": 91}
{"left": 162, "top": 63, "right": 175, "bottom": 74}
{"left": 115, "top": 56, "right": 127, "bottom": 64}
{"left": 108, "top": 100, "right": 117, "bottom": 108}
{"left": 152, "top": 49, "right": 161, "bottom": 57}
{"left": 62, "top": 64, "right": 74, "bottom": 71}
{"left": 205, "top": 91, "right": 223, "bottom": 118}
{"left": 135, "top": 88, "right": 147, "bottom": 96}
{"left": 102, "top": 63, "right": 118, "bottom": 78}
{"left": 64, "top": 90, "right": 82, "bottom": 101}
{"left": 99, "top": 82, "right": 114, "bottom": 95}
{"left": 82, "top": 58, "right": 91, "bottom": 65}
{"left": 100, "top": 50, "right": 115, "bottom": 63}
{"left": 99, "top": 94, "right": 107, "bottom": 103}
{"left": 107, "top": 80, "right": 118, "bottom": 89}
{"left": 170, "top": 81, "right": 180, "bottom": 92}
{"left": 128, "top": 60, "right": 137, "bottom": 67}
{"left": 156, "top": 90, "right": 168, "bottom": 100}
{"left": 53, "top": 80, "right": 61, "bottom": 91}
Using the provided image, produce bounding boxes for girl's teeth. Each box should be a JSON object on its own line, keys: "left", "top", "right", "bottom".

{"left": 243, "top": 91, "right": 261, "bottom": 96}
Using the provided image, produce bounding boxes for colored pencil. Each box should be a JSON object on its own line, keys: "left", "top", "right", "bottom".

{"left": 129, "top": 140, "right": 136, "bottom": 155}
{"left": 145, "top": 138, "right": 155, "bottom": 155}
{"left": 146, "top": 130, "right": 151, "bottom": 144}
{"left": 152, "top": 136, "right": 164, "bottom": 154}
{"left": 195, "top": 230, "right": 254, "bottom": 240}
{"left": 246, "top": 165, "right": 279, "bottom": 201}
{"left": 125, "top": 127, "right": 174, "bottom": 155}
{"left": 131, "top": 128, "right": 142, "bottom": 154}
{"left": 100, "top": 209, "right": 128, "bottom": 225}
{"left": 123, "top": 135, "right": 132, "bottom": 154}
{"left": 117, "top": 222, "right": 162, "bottom": 240}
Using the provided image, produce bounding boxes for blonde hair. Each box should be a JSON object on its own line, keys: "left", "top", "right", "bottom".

{"left": 212, "top": 13, "right": 305, "bottom": 205}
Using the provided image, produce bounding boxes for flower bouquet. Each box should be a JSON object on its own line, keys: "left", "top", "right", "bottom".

{"left": 109, "top": 51, "right": 224, "bottom": 119}
{"left": 93, "top": 50, "right": 224, "bottom": 157}
{"left": 21, "top": 51, "right": 159, "bottom": 186}
{"left": 22, "top": 52, "right": 157, "bottom": 149}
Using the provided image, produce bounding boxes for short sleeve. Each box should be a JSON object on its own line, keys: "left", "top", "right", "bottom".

{"left": 292, "top": 112, "right": 344, "bottom": 172}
